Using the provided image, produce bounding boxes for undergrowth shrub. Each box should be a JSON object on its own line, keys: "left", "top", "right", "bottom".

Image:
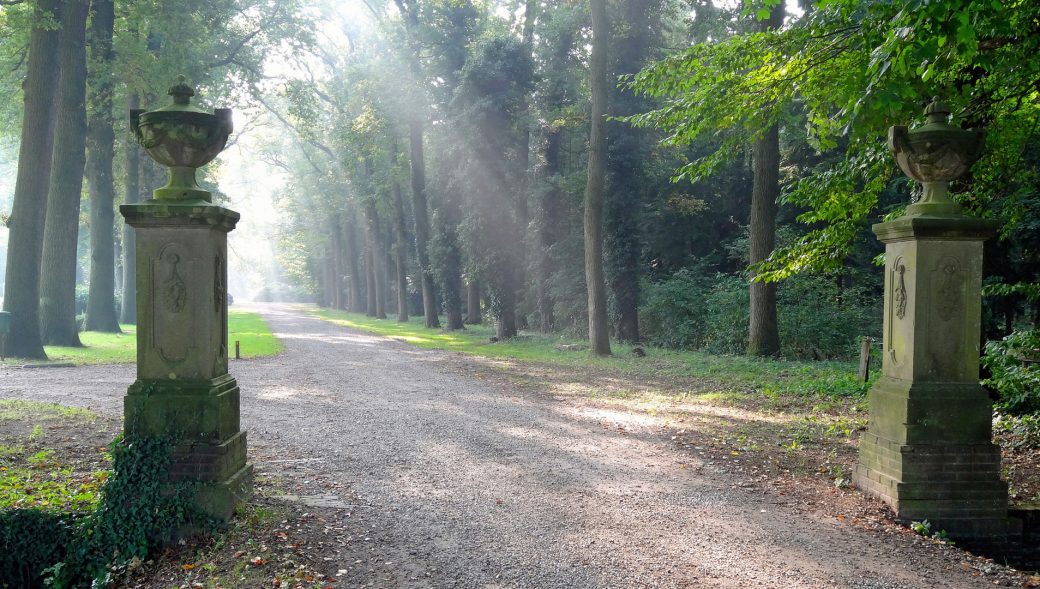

{"left": 0, "top": 435, "right": 208, "bottom": 588}
{"left": 993, "top": 413, "right": 1040, "bottom": 449}
{"left": 982, "top": 329, "right": 1040, "bottom": 415}
{"left": 641, "top": 271, "right": 880, "bottom": 359}
{"left": 0, "top": 510, "right": 76, "bottom": 588}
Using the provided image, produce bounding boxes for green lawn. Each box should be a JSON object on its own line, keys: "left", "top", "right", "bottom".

{"left": 2, "top": 310, "right": 281, "bottom": 366}
{"left": 311, "top": 308, "right": 871, "bottom": 399}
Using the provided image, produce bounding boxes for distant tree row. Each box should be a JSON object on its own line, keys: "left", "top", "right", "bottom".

{"left": 4, "top": 0, "right": 1040, "bottom": 365}
{"left": 0, "top": 0, "right": 312, "bottom": 358}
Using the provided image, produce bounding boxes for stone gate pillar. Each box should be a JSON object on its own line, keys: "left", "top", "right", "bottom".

{"left": 120, "top": 77, "right": 251, "bottom": 520}
{"left": 853, "top": 99, "right": 1008, "bottom": 547}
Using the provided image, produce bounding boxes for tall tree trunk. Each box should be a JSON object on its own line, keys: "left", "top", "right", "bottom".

{"left": 84, "top": 0, "right": 119, "bottom": 332}
{"left": 604, "top": 0, "right": 656, "bottom": 344}
{"left": 465, "top": 280, "right": 481, "bottom": 324}
{"left": 496, "top": 286, "right": 518, "bottom": 340}
{"left": 40, "top": 0, "right": 90, "bottom": 347}
{"left": 384, "top": 240, "right": 396, "bottom": 315}
{"left": 747, "top": 5, "right": 783, "bottom": 358}
{"left": 2, "top": 0, "right": 64, "bottom": 359}
{"left": 345, "top": 210, "right": 364, "bottom": 313}
{"left": 120, "top": 96, "right": 140, "bottom": 324}
{"left": 408, "top": 120, "right": 439, "bottom": 327}
{"left": 330, "top": 215, "right": 345, "bottom": 309}
{"left": 510, "top": 0, "right": 537, "bottom": 329}
{"left": 537, "top": 128, "right": 561, "bottom": 332}
{"left": 324, "top": 250, "right": 336, "bottom": 308}
{"left": 365, "top": 245, "right": 377, "bottom": 316}
{"left": 365, "top": 202, "right": 386, "bottom": 319}
{"left": 584, "top": 0, "right": 612, "bottom": 356}
{"left": 391, "top": 148, "right": 410, "bottom": 322}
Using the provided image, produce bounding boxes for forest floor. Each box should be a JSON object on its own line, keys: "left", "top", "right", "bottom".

{"left": 1, "top": 302, "right": 1038, "bottom": 588}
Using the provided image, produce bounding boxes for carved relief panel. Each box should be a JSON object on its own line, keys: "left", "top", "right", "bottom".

{"left": 152, "top": 243, "right": 196, "bottom": 372}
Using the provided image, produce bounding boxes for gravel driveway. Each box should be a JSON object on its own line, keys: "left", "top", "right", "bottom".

{"left": 0, "top": 303, "right": 1012, "bottom": 588}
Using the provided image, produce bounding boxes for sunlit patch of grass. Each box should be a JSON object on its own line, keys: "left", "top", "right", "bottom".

{"left": 0, "top": 464, "right": 107, "bottom": 513}
{"left": 310, "top": 308, "right": 871, "bottom": 400}
{"left": 1, "top": 310, "right": 281, "bottom": 366}
{"left": 0, "top": 399, "right": 97, "bottom": 422}
{"left": 226, "top": 310, "right": 283, "bottom": 359}
{"left": 37, "top": 325, "right": 140, "bottom": 365}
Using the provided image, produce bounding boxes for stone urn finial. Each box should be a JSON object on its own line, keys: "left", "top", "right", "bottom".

{"left": 888, "top": 97, "right": 984, "bottom": 216}
{"left": 130, "top": 76, "right": 233, "bottom": 202}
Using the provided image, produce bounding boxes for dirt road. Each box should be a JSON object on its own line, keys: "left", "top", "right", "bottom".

{"left": 0, "top": 304, "right": 1012, "bottom": 588}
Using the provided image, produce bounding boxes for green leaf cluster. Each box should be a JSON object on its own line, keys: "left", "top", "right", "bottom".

{"left": 0, "top": 435, "right": 210, "bottom": 588}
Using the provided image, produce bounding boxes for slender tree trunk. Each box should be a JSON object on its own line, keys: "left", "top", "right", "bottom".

{"left": 510, "top": 0, "right": 537, "bottom": 329}
{"left": 335, "top": 217, "right": 350, "bottom": 310}
{"left": 84, "top": 0, "right": 119, "bottom": 332}
{"left": 537, "top": 128, "right": 561, "bottom": 333}
{"left": 391, "top": 153, "right": 410, "bottom": 322}
{"left": 465, "top": 281, "right": 481, "bottom": 324}
{"left": 747, "top": 5, "right": 783, "bottom": 357}
{"left": 120, "top": 97, "right": 140, "bottom": 324}
{"left": 384, "top": 243, "right": 396, "bottom": 315}
{"left": 408, "top": 120, "right": 440, "bottom": 327}
{"left": 40, "top": 0, "right": 90, "bottom": 347}
{"left": 2, "top": 0, "right": 64, "bottom": 359}
{"left": 365, "top": 202, "right": 386, "bottom": 319}
{"left": 496, "top": 286, "right": 518, "bottom": 340}
{"left": 330, "top": 216, "right": 345, "bottom": 309}
{"left": 323, "top": 250, "right": 336, "bottom": 307}
{"left": 584, "top": 0, "right": 612, "bottom": 356}
{"left": 365, "top": 246, "right": 377, "bottom": 316}
{"left": 345, "top": 210, "right": 364, "bottom": 313}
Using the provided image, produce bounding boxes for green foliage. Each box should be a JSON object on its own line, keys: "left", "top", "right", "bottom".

{"left": 910, "top": 519, "right": 932, "bottom": 536}
{"left": 0, "top": 510, "right": 77, "bottom": 588}
{"left": 628, "top": 0, "right": 1040, "bottom": 278}
{"left": 981, "top": 329, "right": 1040, "bottom": 415}
{"left": 0, "top": 435, "right": 209, "bottom": 588}
{"left": 641, "top": 270, "right": 879, "bottom": 359}
{"left": 993, "top": 413, "right": 1040, "bottom": 450}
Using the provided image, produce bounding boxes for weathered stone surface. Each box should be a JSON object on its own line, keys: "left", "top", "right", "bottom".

{"left": 856, "top": 101, "right": 1010, "bottom": 552}
{"left": 854, "top": 216, "right": 1009, "bottom": 548}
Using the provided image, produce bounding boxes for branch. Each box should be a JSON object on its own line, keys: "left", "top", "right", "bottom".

{"left": 254, "top": 93, "right": 337, "bottom": 161}
{"left": 205, "top": 27, "right": 264, "bottom": 70}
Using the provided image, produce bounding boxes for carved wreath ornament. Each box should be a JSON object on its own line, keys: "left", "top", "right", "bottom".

{"left": 893, "top": 258, "right": 908, "bottom": 320}
{"left": 162, "top": 253, "right": 187, "bottom": 313}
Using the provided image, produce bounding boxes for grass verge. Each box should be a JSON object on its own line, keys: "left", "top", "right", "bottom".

{"left": 1, "top": 309, "right": 282, "bottom": 366}
{"left": 310, "top": 308, "right": 871, "bottom": 399}
{"left": 0, "top": 400, "right": 109, "bottom": 514}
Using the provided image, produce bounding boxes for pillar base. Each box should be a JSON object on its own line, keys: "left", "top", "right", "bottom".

{"left": 125, "top": 374, "right": 250, "bottom": 521}
{"left": 855, "top": 377, "right": 1010, "bottom": 548}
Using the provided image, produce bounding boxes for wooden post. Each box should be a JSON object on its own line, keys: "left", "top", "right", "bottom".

{"left": 858, "top": 336, "right": 871, "bottom": 382}
{"left": 235, "top": 339, "right": 241, "bottom": 360}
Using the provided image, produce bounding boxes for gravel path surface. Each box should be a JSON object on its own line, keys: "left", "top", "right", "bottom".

{"left": 0, "top": 304, "right": 1010, "bottom": 588}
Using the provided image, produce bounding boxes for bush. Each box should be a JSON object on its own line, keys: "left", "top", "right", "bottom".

{"left": 0, "top": 436, "right": 209, "bottom": 588}
{"left": 640, "top": 270, "right": 880, "bottom": 360}
{"left": 982, "top": 329, "right": 1040, "bottom": 415}
{"left": 993, "top": 413, "right": 1040, "bottom": 449}
{"left": 0, "top": 510, "right": 76, "bottom": 588}
{"left": 640, "top": 268, "right": 713, "bottom": 349}
{"left": 777, "top": 276, "right": 879, "bottom": 360}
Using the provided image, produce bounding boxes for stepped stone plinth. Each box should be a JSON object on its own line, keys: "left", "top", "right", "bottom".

{"left": 120, "top": 77, "right": 251, "bottom": 520}
{"left": 854, "top": 99, "right": 1011, "bottom": 550}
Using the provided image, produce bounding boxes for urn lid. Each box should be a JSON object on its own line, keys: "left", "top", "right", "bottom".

{"left": 150, "top": 75, "right": 211, "bottom": 115}
{"left": 911, "top": 96, "right": 958, "bottom": 135}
